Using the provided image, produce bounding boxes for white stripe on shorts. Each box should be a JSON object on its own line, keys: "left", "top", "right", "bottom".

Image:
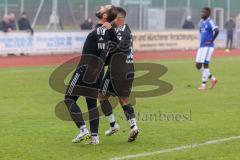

{"left": 102, "top": 79, "right": 110, "bottom": 96}
{"left": 67, "top": 73, "right": 80, "bottom": 95}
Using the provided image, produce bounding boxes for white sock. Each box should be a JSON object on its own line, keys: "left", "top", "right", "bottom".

{"left": 80, "top": 125, "right": 86, "bottom": 130}
{"left": 128, "top": 118, "right": 137, "bottom": 128}
{"left": 80, "top": 125, "right": 87, "bottom": 132}
{"left": 91, "top": 133, "right": 98, "bottom": 137}
{"left": 108, "top": 113, "right": 116, "bottom": 124}
{"left": 202, "top": 68, "right": 211, "bottom": 84}
{"left": 92, "top": 135, "right": 99, "bottom": 140}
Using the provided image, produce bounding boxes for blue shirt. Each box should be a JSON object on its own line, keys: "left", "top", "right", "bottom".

{"left": 199, "top": 18, "right": 218, "bottom": 48}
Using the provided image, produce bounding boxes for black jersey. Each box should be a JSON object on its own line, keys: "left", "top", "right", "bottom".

{"left": 100, "top": 24, "right": 134, "bottom": 97}
{"left": 106, "top": 24, "right": 134, "bottom": 65}
{"left": 115, "top": 24, "right": 133, "bottom": 54}
{"left": 76, "top": 24, "right": 114, "bottom": 86}
{"left": 82, "top": 24, "right": 111, "bottom": 61}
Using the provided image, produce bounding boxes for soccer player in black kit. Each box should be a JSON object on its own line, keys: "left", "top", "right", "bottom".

{"left": 99, "top": 7, "right": 139, "bottom": 142}
{"left": 64, "top": 5, "right": 117, "bottom": 145}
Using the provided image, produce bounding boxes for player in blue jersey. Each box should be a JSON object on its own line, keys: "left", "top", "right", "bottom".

{"left": 196, "top": 7, "right": 219, "bottom": 90}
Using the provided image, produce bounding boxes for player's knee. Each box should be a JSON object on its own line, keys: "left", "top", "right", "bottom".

{"left": 98, "top": 93, "right": 109, "bottom": 101}
{"left": 64, "top": 97, "right": 74, "bottom": 111}
{"left": 195, "top": 63, "right": 202, "bottom": 70}
{"left": 203, "top": 63, "right": 209, "bottom": 68}
{"left": 86, "top": 97, "right": 97, "bottom": 109}
{"left": 119, "top": 97, "right": 129, "bottom": 106}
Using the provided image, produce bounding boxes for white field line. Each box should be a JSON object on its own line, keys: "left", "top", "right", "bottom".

{"left": 111, "top": 135, "right": 240, "bottom": 160}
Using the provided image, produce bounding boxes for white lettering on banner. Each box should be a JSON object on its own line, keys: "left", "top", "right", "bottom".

{"left": 132, "top": 30, "right": 226, "bottom": 51}
{"left": 132, "top": 30, "right": 199, "bottom": 51}
{"left": 0, "top": 31, "right": 226, "bottom": 56}
{"left": 0, "top": 32, "right": 88, "bottom": 56}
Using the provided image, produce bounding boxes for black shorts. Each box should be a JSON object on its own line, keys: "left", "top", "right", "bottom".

{"left": 100, "top": 69, "right": 134, "bottom": 97}
{"left": 66, "top": 65, "right": 103, "bottom": 99}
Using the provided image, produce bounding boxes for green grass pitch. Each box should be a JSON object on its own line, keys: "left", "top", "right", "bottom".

{"left": 1, "top": 57, "right": 240, "bottom": 160}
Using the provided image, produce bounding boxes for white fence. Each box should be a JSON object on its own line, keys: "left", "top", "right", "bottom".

{"left": 0, "top": 32, "right": 87, "bottom": 56}
{"left": 0, "top": 30, "right": 228, "bottom": 56}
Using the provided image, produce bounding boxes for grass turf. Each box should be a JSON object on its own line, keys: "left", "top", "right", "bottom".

{"left": 0, "top": 57, "right": 240, "bottom": 160}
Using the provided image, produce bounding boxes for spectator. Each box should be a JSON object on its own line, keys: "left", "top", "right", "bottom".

{"left": 80, "top": 17, "right": 93, "bottom": 30}
{"left": 0, "top": 15, "right": 11, "bottom": 32}
{"left": 224, "top": 18, "right": 236, "bottom": 51}
{"left": 9, "top": 13, "right": 17, "bottom": 30}
{"left": 18, "top": 12, "right": 34, "bottom": 34}
{"left": 59, "top": 18, "right": 64, "bottom": 31}
{"left": 0, "top": 19, "right": 2, "bottom": 31}
{"left": 182, "top": 16, "right": 195, "bottom": 29}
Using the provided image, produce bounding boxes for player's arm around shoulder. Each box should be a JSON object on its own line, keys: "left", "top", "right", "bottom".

{"left": 102, "top": 22, "right": 119, "bottom": 44}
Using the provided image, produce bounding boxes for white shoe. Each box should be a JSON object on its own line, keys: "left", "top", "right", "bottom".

{"left": 209, "top": 79, "right": 218, "bottom": 89}
{"left": 105, "top": 123, "right": 120, "bottom": 136}
{"left": 72, "top": 128, "right": 90, "bottom": 143}
{"left": 128, "top": 126, "right": 139, "bottom": 142}
{"left": 198, "top": 84, "right": 206, "bottom": 91}
{"left": 85, "top": 136, "right": 99, "bottom": 145}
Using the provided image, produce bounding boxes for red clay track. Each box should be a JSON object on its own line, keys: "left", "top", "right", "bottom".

{"left": 0, "top": 49, "right": 239, "bottom": 68}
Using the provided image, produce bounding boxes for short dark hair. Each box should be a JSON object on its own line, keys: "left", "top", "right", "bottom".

{"left": 106, "top": 5, "right": 117, "bottom": 22}
{"left": 116, "top": 7, "right": 127, "bottom": 18}
{"left": 21, "top": 12, "right": 27, "bottom": 16}
{"left": 203, "top": 7, "right": 211, "bottom": 14}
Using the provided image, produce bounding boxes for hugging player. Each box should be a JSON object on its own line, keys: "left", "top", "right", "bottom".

{"left": 64, "top": 5, "right": 117, "bottom": 145}
{"left": 99, "top": 7, "right": 139, "bottom": 142}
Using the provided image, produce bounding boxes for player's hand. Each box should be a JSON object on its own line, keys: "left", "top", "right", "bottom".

{"left": 102, "top": 22, "right": 112, "bottom": 30}
{"left": 205, "top": 41, "right": 212, "bottom": 45}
